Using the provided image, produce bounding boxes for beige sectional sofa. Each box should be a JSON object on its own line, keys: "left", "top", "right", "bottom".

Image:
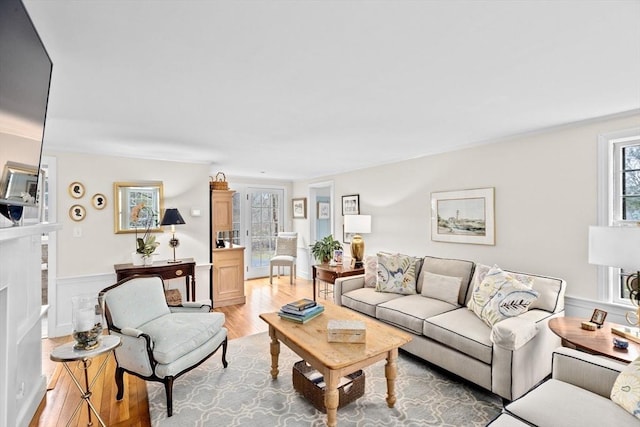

{"left": 488, "top": 347, "right": 638, "bottom": 426}
{"left": 333, "top": 255, "right": 566, "bottom": 401}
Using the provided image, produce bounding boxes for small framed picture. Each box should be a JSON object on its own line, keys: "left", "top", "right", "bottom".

{"left": 292, "top": 197, "right": 307, "bottom": 219}
{"left": 317, "top": 201, "right": 330, "bottom": 219}
{"left": 342, "top": 194, "right": 359, "bottom": 215}
{"left": 590, "top": 309, "right": 608, "bottom": 327}
{"left": 333, "top": 249, "right": 343, "bottom": 265}
{"left": 91, "top": 193, "right": 107, "bottom": 210}
{"left": 69, "top": 182, "right": 85, "bottom": 199}
{"left": 69, "top": 204, "right": 86, "bottom": 221}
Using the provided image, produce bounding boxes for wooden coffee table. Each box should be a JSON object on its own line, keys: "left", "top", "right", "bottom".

{"left": 548, "top": 316, "right": 640, "bottom": 363}
{"left": 259, "top": 303, "right": 412, "bottom": 427}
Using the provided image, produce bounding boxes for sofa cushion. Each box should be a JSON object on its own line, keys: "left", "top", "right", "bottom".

{"left": 424, "top": 308, "right": 493, "bottom": 364}
{"left": 506, "top": 378, "right": 638, "bottom": 427}
{"left": 376, "top": 294, "right": 458, "bottom": 334}
{"left": 364, "top": 255, "right": 377, "bottom": 288}
{"left": 417, "top": 256, "right": 475, "bottom": 305}
{"left": 341, "top": 287, "right": 404, "bottom": 317}
{"left": 375, "top": 252, "right": 418, "bottom": 295}
{"left": 468, "top": 265, "right": 538, "bottom": 326}
{"left": 420, "top": 271, "right": 462, "bottom": 306}
{"left": 140, "top": 311, "right": 226, "bottom": 364}
{"left": 611, "top": 356, "right": 640, "bottom": 419}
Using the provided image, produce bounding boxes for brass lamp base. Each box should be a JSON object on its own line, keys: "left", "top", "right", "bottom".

{"left": 167, "top": 235, "right": 181, "bottom": 263}
{"left": 350, "top": 234, "right": 365, "bottom": 268}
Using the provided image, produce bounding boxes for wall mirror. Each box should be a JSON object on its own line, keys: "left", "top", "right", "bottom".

{"left": 114, "top": 181, "right": 164, "bottom": 234}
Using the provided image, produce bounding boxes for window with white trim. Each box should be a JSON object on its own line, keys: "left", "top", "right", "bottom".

{"left": 605, "top": 131, "right": 640, "bottom": 304}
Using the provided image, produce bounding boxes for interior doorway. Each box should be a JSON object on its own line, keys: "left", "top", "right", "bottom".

{"left": 308, "top": 181, "right": 335, "bottom": 246}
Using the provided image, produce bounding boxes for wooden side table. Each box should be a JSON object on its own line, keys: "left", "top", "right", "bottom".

{"left": 548, "top": 317, "right": 640, "bottom": 363}
{"left": 50, "top": 335, "right": 121, "bottom": 426}
{"left": 312, "top": 264, "right": 365, "bottom": 302}
{"left": 114, "top": 258, "right": 196, "bottom": 301}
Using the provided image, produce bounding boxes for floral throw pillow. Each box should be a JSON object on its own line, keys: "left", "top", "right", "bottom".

{"left": 364, "top": 255, "right": 378, "bottom": 288}
{"left": 467, "top": 265, "right": 538, "bottom": 326}
{"left": 611, "top": 356, "right": 640, "bottom": 419}
{"left": 375, "top": 252, "right": 417, "bottom": 295}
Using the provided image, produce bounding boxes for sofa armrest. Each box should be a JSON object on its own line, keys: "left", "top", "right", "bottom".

{"left": 169, "top": 300, "right": 212, "bottom": 312}
{"left": 491, "top": 317, "right": 539, "bottom": 350}
{"left": 333, "top": 275, "right": 366, "bottom": 306}
{"left": 552, "top": 347, "right": 626, "bottom": 398}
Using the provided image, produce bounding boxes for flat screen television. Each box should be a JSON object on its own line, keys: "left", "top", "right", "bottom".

{"left": 0, "top": 0, "right": 52, "bottom": 209}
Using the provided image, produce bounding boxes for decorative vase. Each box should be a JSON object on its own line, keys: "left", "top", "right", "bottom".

{"left": 71, "top": 294, "right": 103, "bottom": 350}
{"left": 132, "top": 252, "right": 144, "bottom": 266}
{"left": 143, "top": 255, "right": 153, "bottom": 266}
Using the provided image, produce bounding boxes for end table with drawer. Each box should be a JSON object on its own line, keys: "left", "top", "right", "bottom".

{"left": 312, "top": 264, "right": 365, "bottom": 302}
{"left": 114, "top": 258, "right": 196, "bottom": 301}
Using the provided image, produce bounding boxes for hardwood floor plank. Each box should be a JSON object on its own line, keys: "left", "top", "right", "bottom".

{"left": 31, "top": 276, "right": 316, "bottom": 426}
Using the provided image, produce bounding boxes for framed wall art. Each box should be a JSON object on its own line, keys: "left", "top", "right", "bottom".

{"left": 292, "top": 197, "right": 307, "bottom": 219}
{"left": 342, "top": 194, "right": 359, "bottom": 215}
{"left": 317, "top": 201, "right": 330, "bottom": 219}
{"left": 69, "top": 181, "right": 85, "bottom": 199}
{"left": 91, "top": 193, "right": 107, "bottom": 210}
{"left": 431, "top": 187, "right": 495, "bottom": 245}
{"left": 113, "top": 181, "right": 164, "bottom": 233}
{"left": 69, "top": 204, "right": 86, "bottom": 221}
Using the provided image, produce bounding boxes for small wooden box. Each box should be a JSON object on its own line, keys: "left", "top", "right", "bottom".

{"left": 327, "top": 319, "right": 366, "bottom": 343}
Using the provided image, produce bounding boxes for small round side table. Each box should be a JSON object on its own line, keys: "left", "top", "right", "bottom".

{"left": 50, "top": 335, "right": 121, "bottom": 427}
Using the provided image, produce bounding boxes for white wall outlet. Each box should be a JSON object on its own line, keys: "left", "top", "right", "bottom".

{"left": 190, "top": 208, "right": 201, "bottom": 217}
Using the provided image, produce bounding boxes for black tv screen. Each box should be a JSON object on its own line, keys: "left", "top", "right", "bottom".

{"left": 0, "top": 0, "right": 52, "bottom": 207}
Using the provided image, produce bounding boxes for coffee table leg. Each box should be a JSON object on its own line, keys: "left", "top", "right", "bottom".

{"left": 268, "top": 326, "right": 280, "bottom": 379}
{"left": 324, "top": 370, "right": 339, "bottom": 427}
{"left": 385, "top": 348, "right": 398, "bottom": 407}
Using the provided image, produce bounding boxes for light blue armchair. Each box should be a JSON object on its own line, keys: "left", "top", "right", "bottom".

{"left": 100, "top": 274, "right": 228, "bottom": 417}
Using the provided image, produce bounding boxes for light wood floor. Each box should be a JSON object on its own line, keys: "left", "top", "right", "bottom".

{"left": 30, "top": 276, "right": 326, "bottom": 426}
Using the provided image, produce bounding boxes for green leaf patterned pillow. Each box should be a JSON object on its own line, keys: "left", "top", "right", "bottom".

{"left": 467, "top": 265, "right": 538, "bottom": 326}
{"left": 375, "top": 252, "right": 417, "bottom": 295}
{"left": 611, "top": 356, "right": 640, "bottom": 419}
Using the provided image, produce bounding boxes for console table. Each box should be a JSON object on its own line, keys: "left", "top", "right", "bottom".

{"left": 548, "top": 316, "right": 640, "bottom": 364}
{"left": 114, "top": 258, "right": 196, "bottom": 301}
{"left": 312, "top": 264, "right": 365, "bottom": 302}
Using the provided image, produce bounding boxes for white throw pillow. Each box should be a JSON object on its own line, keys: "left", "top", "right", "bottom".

{"left": 363, "top": 255, "right": 377, "bottom": 288}
{"left": 611, "top": 356, "right": 640, "bottom": 419}
{"left": 420, "top": 271, "right": 462, "bottom": 306}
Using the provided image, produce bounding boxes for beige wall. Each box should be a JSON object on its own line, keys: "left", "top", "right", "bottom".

{"left": 293, "top": 112, "right": 640, "bottom": 302}
{"left": 46, "top": 151, "right": 211, "bottom": 277}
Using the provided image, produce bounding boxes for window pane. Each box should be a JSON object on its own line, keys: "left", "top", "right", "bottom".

{"left": 624, "top": 171, "right": 640, "bottom": 195}
{"left": 623, "top": 196, "right": 640, "bottom": 220}
{"left": 624, "top": 145, "right": 640, "bottom": 170}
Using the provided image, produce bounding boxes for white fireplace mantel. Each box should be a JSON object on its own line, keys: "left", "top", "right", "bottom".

{"left": 0, "top": 222, "right": 60, "bottom": 427}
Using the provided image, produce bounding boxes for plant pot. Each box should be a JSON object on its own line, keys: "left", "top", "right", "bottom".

{"left": 132, "top": 252, "right": 144, "bottom": 266}
{"left": 143, "top": 255, "right": 153, "bottom": 266}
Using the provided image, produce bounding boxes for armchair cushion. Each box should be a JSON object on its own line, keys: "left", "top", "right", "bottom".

{"left": 104, "top": 275, "right": 170, "bottom": 328}
{"left": 139, "top": 312, "right": 225, "bottom": 364}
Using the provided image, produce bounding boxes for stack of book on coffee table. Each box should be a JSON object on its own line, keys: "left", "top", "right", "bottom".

{"left": 278, "top": 298, "right": 324, "bottom": 323}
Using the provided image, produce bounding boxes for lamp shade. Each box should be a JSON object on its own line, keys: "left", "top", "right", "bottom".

{"left": 344, "top": 215, "right": 371, "bottom": 234}
{"left": 160, "top": 208, "right": 186, "bottom": 226}
{"left": 588, "top": 226, "right": 640, "bottom": 271}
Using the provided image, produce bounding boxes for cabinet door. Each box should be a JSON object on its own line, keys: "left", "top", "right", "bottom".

{"left": 211, "top": 190, "right": 233, "bottom": 235}
{"left": 212, "top": 248, "right": 246, "bottom": 307}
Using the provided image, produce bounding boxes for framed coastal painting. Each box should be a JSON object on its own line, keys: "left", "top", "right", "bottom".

{"left": 430, "top": 187, "right": 495, "bottom": 245}
{"left": 292, "top": 197, "right": 307, "bottom": 219}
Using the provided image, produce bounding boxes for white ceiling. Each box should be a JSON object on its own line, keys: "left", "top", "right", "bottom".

{"left": 23, "top": 0, "right": 640, "bottom": 180}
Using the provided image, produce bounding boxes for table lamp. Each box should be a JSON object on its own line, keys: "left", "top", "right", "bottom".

{"left": 161, "top": 208, "right": 186, "bottom": 263}
{"left": 588, "top": 226, "right": 640, "bottom": 326}
{"left": 344, "top": 215, "right": 371, "bottom": 268}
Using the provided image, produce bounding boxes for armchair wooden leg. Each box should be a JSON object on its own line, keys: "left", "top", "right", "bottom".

{"left": 221, "top": 337, "right": 229, "bottom": 368}
{"left": 115, "top": 366, "right": 125, "bottom": 400}
{"left": 165, "top": 376, "right": 175, "bottom": 417}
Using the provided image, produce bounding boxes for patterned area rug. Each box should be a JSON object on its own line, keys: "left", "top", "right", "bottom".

{"left": 147, "top": 332, "right": 502, "bottom": 426}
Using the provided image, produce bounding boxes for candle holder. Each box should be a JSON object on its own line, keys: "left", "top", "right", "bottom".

{"left": 71, "top": 294, "right": 103, "bottom": 350}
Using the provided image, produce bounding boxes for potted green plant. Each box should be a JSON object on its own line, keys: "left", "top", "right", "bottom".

{"left": 310, "top": 235, "right": 343, "bottom": 264}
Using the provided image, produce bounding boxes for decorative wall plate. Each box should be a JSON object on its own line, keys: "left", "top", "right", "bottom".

{"left": 69, "top": 182, "right": 85, "bottom": 199}
{"left": 69, "top": 204, "right": 86, "bottom": 221}
{"left": 91, "top": 193, "right": 107, "bottom": 209}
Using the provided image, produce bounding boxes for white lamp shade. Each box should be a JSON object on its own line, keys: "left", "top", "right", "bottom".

{"left": 588, "top": 226, "right": 640, "bottom": 271}
{"left": 344, "top": 215, "right": 371, "bottom": 234}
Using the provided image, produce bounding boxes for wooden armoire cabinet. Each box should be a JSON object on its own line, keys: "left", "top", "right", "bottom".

{"left": 210, "top": 189, "right": 246, "bottom": 307}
